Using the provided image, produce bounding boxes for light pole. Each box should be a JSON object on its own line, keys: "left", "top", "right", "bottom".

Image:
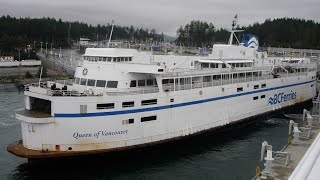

{"left": 50, "top": 43, "right": 53, "bottom": 55}
{"left": 18, "top": 48, "right": 21, "bottom": 61}
{"left": 45, "top": 42, "right": 48, "bottom": 55}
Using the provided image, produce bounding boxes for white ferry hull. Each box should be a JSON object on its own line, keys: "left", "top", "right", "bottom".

{"left": 14, "top": 74, "right": 316, "bottom": 157}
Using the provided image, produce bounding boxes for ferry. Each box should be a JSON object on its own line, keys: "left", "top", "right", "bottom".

{"left": 7, "top": 31, "right": 317, "bottom": 159}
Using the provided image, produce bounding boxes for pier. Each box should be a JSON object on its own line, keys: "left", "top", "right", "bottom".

{"left": 254, "top": 94, "right": 320, "bottom": 180}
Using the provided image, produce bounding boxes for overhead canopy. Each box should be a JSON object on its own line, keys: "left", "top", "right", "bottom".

{"left": 198, "top": 59, "right": 223, "bottom": 64}
{"left": 84, "top": 48, "right": 137, "bottom": 57}
{"left": 225, "top": 60, "right": 254, "bottom": 63}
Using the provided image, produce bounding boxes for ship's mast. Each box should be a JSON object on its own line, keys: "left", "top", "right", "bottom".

{"left": 228, "top": 14, "right": 243, "bottom": 45}
{"left": 108, "top": 20, "right": 115, "bottom": 48}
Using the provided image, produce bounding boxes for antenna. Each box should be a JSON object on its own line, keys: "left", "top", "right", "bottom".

{"left": 108, "top": 20, "right": 115, "bottom": 48}
{"left": 232, "top": 14, "right": 238, "bottom": 30}
{"left": 38, "top": 67, "right": 43, "bottom": 87}
{"left": 228, "top": 14, "right": 242, "bottom": 45}
{"left": 228, "top": 29, "right": 243, "bottom": 45}
{"left": 68, "top": 23, "right": 71, "bottom": 46}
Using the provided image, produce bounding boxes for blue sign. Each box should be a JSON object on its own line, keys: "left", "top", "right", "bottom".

{"left": 268, "top": 92, "right": 297, "bottom": 105}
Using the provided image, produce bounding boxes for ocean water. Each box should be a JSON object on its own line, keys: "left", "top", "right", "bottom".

{"left": 0, "top": 84, "right": 310, "bottom": 180}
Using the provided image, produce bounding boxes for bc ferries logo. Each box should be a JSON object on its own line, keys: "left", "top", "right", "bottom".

{"left": 268, "top": 92, "right": 297, "bottom": 105}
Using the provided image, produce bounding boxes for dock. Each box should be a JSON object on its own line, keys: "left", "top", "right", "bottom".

{"left": 254, "top": 94, "right": 320, "bottom": 180}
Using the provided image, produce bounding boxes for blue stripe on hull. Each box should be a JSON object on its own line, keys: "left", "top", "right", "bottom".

{"left": 55, "top": 80, "right": 315, "bottom": 118}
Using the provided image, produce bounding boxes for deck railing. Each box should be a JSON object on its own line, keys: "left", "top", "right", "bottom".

{"left": 106, "top": 86, "right": 159, "bottom": 96}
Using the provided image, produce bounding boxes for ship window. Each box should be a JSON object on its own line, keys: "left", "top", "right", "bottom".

{"left": 130, "top": 80, "right": 137, "bottom": 87}
{"left": 203, "top": 76, "right": 211, "bottom": 82}
{"left": 237, "top": 87, "right": 243, "bottom": 92}
{"left": 253, "top": 96, "right": 258, "bottom": 100}
{"left": 107, "top": 57, "right": 112, "bottom": 62}
{"left": 107, "top": 81, "right": 118, "bottom": 88}
{"left": 261, "top": 84, "right": 266, "bottom": 88}
{"left": 103, "top": 57, "right": 107, "bottom": 61}
{"left": 141, "top": 116, "right": 157, "bottom": 122}
{"left": 96, "top": 80, "right": 106, "bottom": 87}
{"left": 210, "top": 63, "right": 218, "bottom": 68}
{"left": 129, "top": 57, "right": 132, "bottom": 61}
{"left": 254, "top": 85, "right": 259, "bottom": 89}
{"left": 80, "top": 78, "right": 87, "bottom": 86}
{"left": 162, "top": 79, "right": 172, "bottom": 84}
{"left": 75, "top": 78, "right": 80, "bottom": 84}
{"left": 138, "top": 80, "right": 146, "bottom": 87}
{"left": 87, "top": 79, "right": 96, "bottom": 86}
{"left": 141, "top": 99, "right": 157, "bottom": 106}
{"left": 97, "top": 103, "right": 114, "bottom": 109}
{"left": 201, "top": 63, "right": 209, "bottom": 68}
{"left": 123, "top": 119, "right": 134, "bottom": 125}
{"left": 147, "top": 79, "right": 154, "bottom": 86}
{"left": 222, "top": 64, "right": 227, "bottom": 68}
{"left": 122, "top": 101, "right": 134, "bottom": 108}
{"left": 99, "top": 57, "right": 103, "bottom": 61}
{"left": 261, "top": 95, "right": 266, "bottom": 99}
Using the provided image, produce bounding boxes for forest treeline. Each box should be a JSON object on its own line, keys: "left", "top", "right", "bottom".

{"left": 0, "top": 15, "right": 164, "bottom": 55}
{"left": 1, "top": 15, "right": 320, "bottom": 56}
{"left": 176, "top": 18, "right": 320, "bottom": 49}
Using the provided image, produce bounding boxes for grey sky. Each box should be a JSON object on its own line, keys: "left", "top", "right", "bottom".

{"left": 1, "top": 0, "right": 319, "bottom": 36}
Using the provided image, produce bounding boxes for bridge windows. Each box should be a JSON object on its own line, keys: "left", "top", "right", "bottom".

{"left": 131, "top": 79, "right": 157, "bottom": 88}
{"left": 253, "top": 96, "right": 259, "bottom": 100}
{"left": 210, "top": 63, "right": 219, "bottom": 68}
{"left": 107, "top": 81, "right": 118, "bottom": 88}
{"left": 261, "top": 95, "right": 266, "bottom": 99}
{"left": 147, "top": 79, "right": 156, "bottom": 86}
{"left": 80, "top": 78, "right": 87, "bottom": 86}
{"left": 75, "top": 78, "right": 80, "bottom": 84}
{"left": 201, "top": 63, "right": 209, "bottom": 69}
{"left": 261, "top": 84, "right": 266, "bottom": 88}
{"left": 130, "top": 80, "right": 137, "bottom": 87}
{"left": 96, "top": 80, "right": 106, "bottom": 87}
{"left": 85, "top": 56, "right": 132, "bottom": 62}
{"left": 254, "top": 85, "right": 259, "bottom": 89}
{"left": 87, "top": 79, "right": 96, "bottom": 86}
{"left": 138, "top": 80, "right": 146, "bottom": 87}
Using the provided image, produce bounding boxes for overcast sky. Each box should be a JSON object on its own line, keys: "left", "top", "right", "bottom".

{"left": 1, "top": 0, "right": 319, "bottom": 36}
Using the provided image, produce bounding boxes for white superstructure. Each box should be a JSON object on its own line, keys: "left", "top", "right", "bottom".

{"left": 9, "top": 31, "right": 317, "bottom": 158}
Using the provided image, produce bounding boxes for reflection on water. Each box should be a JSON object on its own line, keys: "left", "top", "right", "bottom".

{"left": 0, "top": 84, "right": 312, "bottom": 180}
